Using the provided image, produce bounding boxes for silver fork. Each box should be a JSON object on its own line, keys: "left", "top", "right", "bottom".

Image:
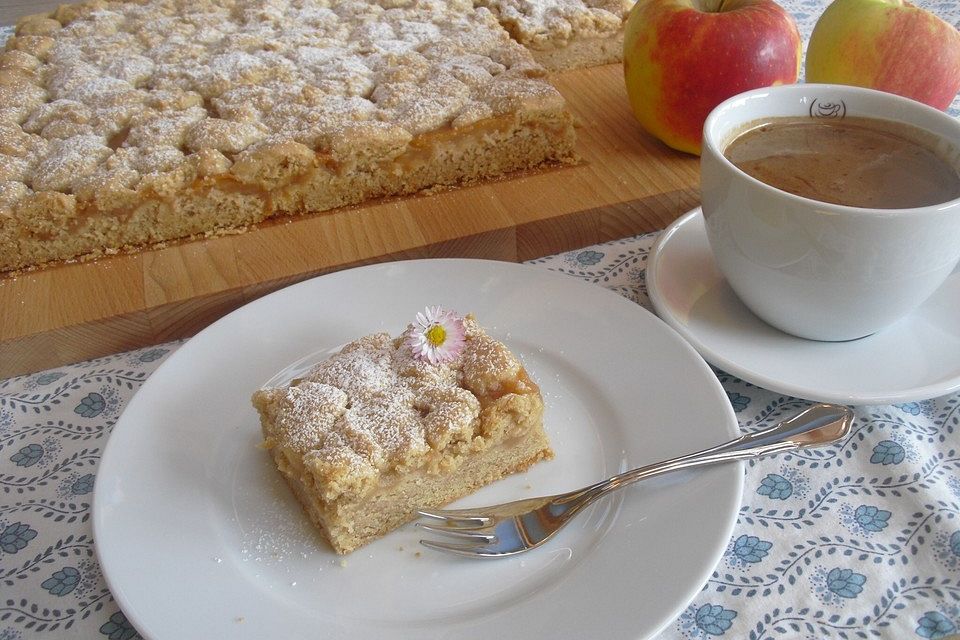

{"left": 417, "top": 403, "right": 854, "bottom": 557}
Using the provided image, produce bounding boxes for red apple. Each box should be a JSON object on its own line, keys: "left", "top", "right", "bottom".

{"left": 623, "top": 0, "right": 801, "bottom": 155}
{"left": 805, "top": 0, "right": 960, "bottom": 111}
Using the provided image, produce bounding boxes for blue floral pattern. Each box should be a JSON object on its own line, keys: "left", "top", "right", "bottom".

{"left": 726, "top": 392, "right": 750, "bottom": 412}
{"left": 897, "top": 402, "right": 922, "bottom": 416}
{"left": 756, "top": 473, "right": 792, "bottom": 500}
{"left": 34, "top": 372, "right": 66, "bottom": 386}
{"left": 0, "top": 522, "right": 38, "bottom": 554}
{"left": 98, "top": 612, "right": 140, "bottom": 640}
{"left": 826, "top": 568, "right": 867, "bottom": 599}
{"left": 575, "top": 250, "right": 603, "bottom": 265}
{"left": 695, "top": 604, "right": 737, "bottom": 635}
{"left": 731, "top": 534, "right": 772, "bottom": 564}
{"left": 9, "top": 443, "right": 43, "bottom": 467}
{"left": 916, "top": 611, "right": 957, "bottom": 639}
{"left": 42, "top": 567, "right": 81, "bottom": 596}
{"left": 870, "top": 440, "right": 906, "bottom": 465}
{"left": 852, "top": 505, "right": 891, "bottom": 532}
{"left": 136, "top": 348, "right": 168, "bottom": 363}
{"left": 0, "top": 340, "right": 156, "bottom": 637}
{"left": 71, "top": 473, "right": 96, "bottom": 495}
{"left": 74, "top": 393, "right": 106, "bottom": 419}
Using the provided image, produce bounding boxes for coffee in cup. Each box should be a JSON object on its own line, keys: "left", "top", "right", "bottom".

{"left": 724, "top": 116, "right": 960, "bottom": 209}
{"left": 700, "top": 84, "right": 960, "bottom": 342}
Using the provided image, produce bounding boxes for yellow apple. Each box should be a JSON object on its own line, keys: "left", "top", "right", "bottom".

{"left": 806, "top": 0, "right": 960, "bottom": 111}
{"left": 623, "top": 0, "right": 801, "bottom": 155}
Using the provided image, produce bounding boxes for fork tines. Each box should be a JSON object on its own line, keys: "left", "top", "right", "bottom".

{"left": 416, "top": 509, "right": 492, "bottom": 529}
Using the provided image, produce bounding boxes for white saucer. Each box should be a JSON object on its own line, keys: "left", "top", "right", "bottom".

{"left": 647, "top": 209, "right": 960, "bottom": 405}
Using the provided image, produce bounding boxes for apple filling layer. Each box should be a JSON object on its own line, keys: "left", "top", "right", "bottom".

{"left": 251, "top": 315, "right": 553, "bottom": 554}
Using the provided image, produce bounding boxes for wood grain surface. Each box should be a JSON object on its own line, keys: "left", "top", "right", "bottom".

{"left": 0, "top": 1, "right": 60, "bottom": 26}
{"left": 0, "top": 59, "right": 700, "bottom": 378}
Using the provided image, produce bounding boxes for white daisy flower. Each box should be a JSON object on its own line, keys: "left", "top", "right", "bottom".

{"left": 405, "top": 306, "right": 466, "bottom": 364}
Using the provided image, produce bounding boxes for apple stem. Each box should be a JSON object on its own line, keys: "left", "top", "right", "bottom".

{"left": 697, "top": 0, "right": 727, "bottom": 13}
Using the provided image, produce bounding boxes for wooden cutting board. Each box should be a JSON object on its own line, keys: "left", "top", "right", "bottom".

{"left": 0, "top": 63, "right": 700, "bottom": 378}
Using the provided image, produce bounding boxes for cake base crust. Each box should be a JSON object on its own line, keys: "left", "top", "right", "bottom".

{"left": 274, "top": 409, "right": 552, "bottom": 554}
{"left": 6, "top": 110, "right": 575, "bottom": 272}
{"left": 530, "top": 33, "right": 625, "bottom": 71}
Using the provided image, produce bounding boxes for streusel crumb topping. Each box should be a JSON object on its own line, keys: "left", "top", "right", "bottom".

{"left": 0, "top": 0, "right": 564, "bottom": 211}
{"left": 475, "top": 0, "right": 633, "bottom": 49}
{"left": 256, "top": 315, "right": 535, "bottom": 501}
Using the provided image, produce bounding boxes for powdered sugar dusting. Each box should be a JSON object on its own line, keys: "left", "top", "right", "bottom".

{"left": 0, "top": 0, "right": 566, "bottom": 206}
{"left": 252, "top": 315, "right": 530, "bottom": 501}
{"left": 475, "top": 0, "right": 631, "bottom": 47}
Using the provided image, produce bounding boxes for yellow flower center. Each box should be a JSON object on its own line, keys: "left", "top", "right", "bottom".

{"left": 425, "top": 324, "right": 447, "bottom": 347}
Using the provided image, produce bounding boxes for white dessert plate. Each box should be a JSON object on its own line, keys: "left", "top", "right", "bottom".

{"left": 648, "top": 209, "right": 960, "bottom": 405}
{"left": 94, "top": 258, "right": 741, "bottom": 640}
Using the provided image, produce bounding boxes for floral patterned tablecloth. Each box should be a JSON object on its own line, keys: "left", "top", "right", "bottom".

{"left": 2, "top": 231, "right": 960, "bottom": 640}
{"left": 2, "top": 1, "right": 960, "bottom": 638}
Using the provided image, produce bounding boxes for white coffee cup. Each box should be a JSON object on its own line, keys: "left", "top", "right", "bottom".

{"left": 701, "top": 84, "right": 960, "bottom": 342}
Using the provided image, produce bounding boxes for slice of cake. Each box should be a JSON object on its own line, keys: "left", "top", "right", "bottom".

{"left": 251, "top": 308, "right": 552, "bottom": 554}
{"left": 476, "top": 0, "right": 635, "bottom": 71}
{"left": 0, "top": 0, "right": 576, "bottom": 273}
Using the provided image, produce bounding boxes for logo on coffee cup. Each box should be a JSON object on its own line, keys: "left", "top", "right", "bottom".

{"left": 809, "top": 99, "right": 846, "bottom": 119}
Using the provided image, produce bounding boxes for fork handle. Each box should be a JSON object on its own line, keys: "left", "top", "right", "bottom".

{"left": 571, "top": 403, "right": 853, "bottom": 504}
